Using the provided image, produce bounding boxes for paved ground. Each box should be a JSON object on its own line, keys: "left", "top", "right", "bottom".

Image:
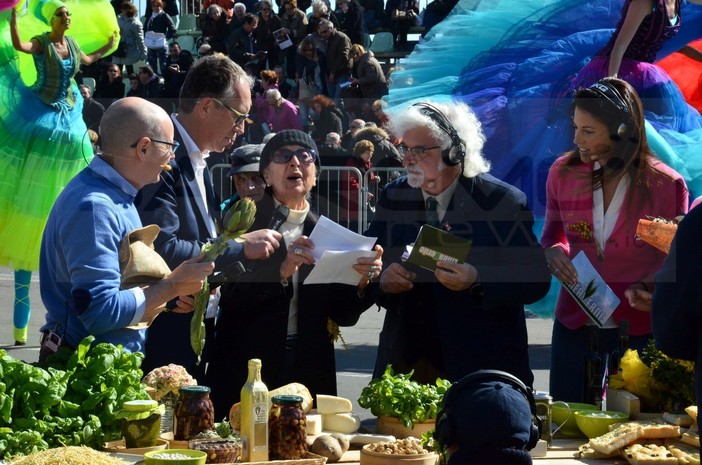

{"left": 0, "top": 266, "right": 554, "bottom": 421}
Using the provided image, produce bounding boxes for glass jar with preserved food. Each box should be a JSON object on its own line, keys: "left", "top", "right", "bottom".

{"left": 118, "top": 400, "right": 164, "bottom": 448}
{"left": 269, "top": 395, "right": 307, "bottom": 460}
{"left": 174, "top": 385, "right": 215, "bottom": 440}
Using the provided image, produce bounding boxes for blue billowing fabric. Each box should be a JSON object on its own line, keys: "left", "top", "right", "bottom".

{"left": 385, "top": 0, "right": 702, "bottom": 317}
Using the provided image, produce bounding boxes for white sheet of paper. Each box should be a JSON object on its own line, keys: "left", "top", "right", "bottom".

{"left": 308, "top": 216, "right": 377, "bottom": 262}
{"left": 304, "top": 250, "right": 376, "bottom": 285}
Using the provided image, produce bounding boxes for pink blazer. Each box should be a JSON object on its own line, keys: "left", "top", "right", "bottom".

{"left": 541, "top": 155, "right": 688, "bottom": 336}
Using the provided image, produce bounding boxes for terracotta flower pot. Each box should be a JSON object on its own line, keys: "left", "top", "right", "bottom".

{"left": 376, "top": 416, "right": 436, "bottom": 439}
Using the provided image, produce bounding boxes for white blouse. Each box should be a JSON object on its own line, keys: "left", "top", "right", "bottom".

{"left": 590, "top": 162, "right": 630, "bottom": 328}
{"left": 277, "top": 199, "right": 309, "bottom": 337}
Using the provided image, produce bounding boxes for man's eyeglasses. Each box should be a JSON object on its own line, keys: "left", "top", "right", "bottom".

{"left": 272, "top": 148, "right": 317, "bottom": 165}
{"left": 396, "top": 144, "right": 441, "bottom": 160}
{"left": 211, "top": 97, "right": 249, "bottom": 126}
{"left": 318, "top": 28, "right": 330, "bottom": 34}
{"left": 130, "top": 137, "right": 180, "bottom": 154}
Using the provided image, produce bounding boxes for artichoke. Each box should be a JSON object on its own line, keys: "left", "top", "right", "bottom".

{"left": 200, "top": 197, "right": 257, "bottom": 262}
{"left": 191, "top": 197, "right": 257, "bottom": 362}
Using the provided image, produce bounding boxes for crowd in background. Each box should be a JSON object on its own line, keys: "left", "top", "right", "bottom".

{"left": 74, "top": 0, "right": 412, "bottom": 237}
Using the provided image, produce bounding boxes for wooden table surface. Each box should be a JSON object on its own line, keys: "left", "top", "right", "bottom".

{"left": 533, "top": 439, "right": 627, "bottom": 464}
{"left": 336, "top": 439, "right": 628, "bottom": 465}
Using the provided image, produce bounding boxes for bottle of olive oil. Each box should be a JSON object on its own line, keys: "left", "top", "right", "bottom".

{"left": 241, "top": 359, "right": 269, "bottom": 462}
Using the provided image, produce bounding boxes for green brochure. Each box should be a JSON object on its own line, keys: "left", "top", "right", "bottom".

{"left": 406, "top": 225, "right": 473, "bottom": 272}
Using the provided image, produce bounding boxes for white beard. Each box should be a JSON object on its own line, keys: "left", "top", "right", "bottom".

{"left": 406, "top": 165, "right": 424, "bottom": 188}
{"left": 406, "top": 159, "right": 449, "bottom": 189}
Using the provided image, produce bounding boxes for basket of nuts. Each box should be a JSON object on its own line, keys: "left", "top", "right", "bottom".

{"left": 189, "top": 438, "right": 242, "bottom": 464}
{"left": 360, "top": 439, "right": 439, "bottom": 465}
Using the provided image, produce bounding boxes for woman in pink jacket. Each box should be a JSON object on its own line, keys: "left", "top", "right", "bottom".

{"left": 542, "top": 77, "right": 688, "bottom": 403}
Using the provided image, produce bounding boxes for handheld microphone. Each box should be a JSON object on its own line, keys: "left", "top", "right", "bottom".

{"left": 267, "top": 204, "right": 290, "bottom": 231}
{"left": 209, "top": 204, "right": 290, "bottom": 288}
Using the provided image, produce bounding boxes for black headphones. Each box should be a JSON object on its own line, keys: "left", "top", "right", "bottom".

{"left": 434, "top": 369, "right": 541, "bottom": 451}
{"left": 413, "top": 102, "right": 466, "bottom": 166}
{"left": 587, "top": 79, "right": 632, "bottom": 139}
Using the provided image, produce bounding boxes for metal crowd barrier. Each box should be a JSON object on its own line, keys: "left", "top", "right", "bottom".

{"left": 209, "top": 164, "right": 406, "bottom": 234}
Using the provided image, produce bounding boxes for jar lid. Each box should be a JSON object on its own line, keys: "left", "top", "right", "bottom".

{"left": 271, "top": 394, "right": 304, "bottom": 405}
{"left": 180, "top": 385, "right": 211, "bottom": 394}
{"left": 123, "top": 399, "right": 159, "bottom": 412}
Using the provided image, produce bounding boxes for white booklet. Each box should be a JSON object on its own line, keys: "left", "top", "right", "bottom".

{"left": 273, "top": 28, "right": 293, "bottom": 50}
{"left": 562, "top": 251, "right": 620, "bottom": 327}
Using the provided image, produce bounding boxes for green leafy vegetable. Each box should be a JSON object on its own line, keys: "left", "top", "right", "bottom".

{"left": 357, "top": 365, "right": 451, "bottom": 428}
{"left": 0, "top": 336, "right": 149, "bottom": 459}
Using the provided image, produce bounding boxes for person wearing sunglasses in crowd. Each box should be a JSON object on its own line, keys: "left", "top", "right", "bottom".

{"left": 38, "top": 97, "right": 214, "bottom": 363}
{"left": 254, "top": 0, "right": 283, "bottom": 69}
{"left": 207, "top": 130, "right": 384, "bottom": 419}
{"left": 135, "top": 55, "right": 283, "bottom": 382}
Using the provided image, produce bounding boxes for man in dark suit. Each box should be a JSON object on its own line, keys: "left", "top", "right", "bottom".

{"left": 226, "top": 13, "right": 261, "bottom": 69}
{"left": 652, "top": 201, "right": 702, "bottom": 451}
{"left": 365, "top": 100, "right": 551, "bottom": 388}
{"left": 135, "top": 55, "right": 283, "bottom": 381}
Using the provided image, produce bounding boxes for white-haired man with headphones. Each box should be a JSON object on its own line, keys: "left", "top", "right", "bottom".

{"left": 365, "top": 100, "right": 551, "bottom": 387}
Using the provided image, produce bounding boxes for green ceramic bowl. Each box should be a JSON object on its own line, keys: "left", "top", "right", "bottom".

{"left": 575, "top": 410, "right": 629, "bottom": 438}
{"left": 552, "top": 402, "right": 599, "bottom": 438}
{"left": 144, "top": 449, "right": 207, "bottom": 465}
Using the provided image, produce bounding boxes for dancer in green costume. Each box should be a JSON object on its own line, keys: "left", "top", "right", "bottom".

{"left": 0, "top": 0, "right": 116, "bottom": 344}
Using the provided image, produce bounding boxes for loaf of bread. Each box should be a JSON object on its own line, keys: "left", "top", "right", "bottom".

{"left": 619, "top": 420, "right": 681, "bottom": 439}
{"left": 623, "top": 443, "right": 678, "bottom": 465}
{"left": 667, "top": 441, "right": 701, "bottom": 465}
{"left": 681, "top": 429, "right": 700, "bottom": 448}
{"left": 662, "top": 412, "right": 694, "bottom": 428}
{"left": 590, "top": 424, "right": 643, "bottom": 454}
{"left": 577, "top": 443, "right": 619, "bottom": 459}
{"left": 685, "top": 406, "right": 698, "bottom": 424}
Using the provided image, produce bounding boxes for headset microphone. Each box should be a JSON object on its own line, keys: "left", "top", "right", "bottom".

{"left": 413, "top": 102, "right": 466, "bottom": 166}
{"left": 588, "top": 80, "right": 633, "bottom": 140}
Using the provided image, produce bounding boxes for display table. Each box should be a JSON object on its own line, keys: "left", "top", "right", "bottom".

{"left": 533, "top": 439, "right": 627, "bottom": 464}
{"left": 328, "top": 439, "right": 627, "bottom": 465}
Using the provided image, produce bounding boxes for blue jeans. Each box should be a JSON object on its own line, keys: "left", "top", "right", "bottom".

{"left": 327, "top": 72, "right": 351, "bottom": 109}
{"left": 147, "top": 46, "right": 168, "bottom": 75}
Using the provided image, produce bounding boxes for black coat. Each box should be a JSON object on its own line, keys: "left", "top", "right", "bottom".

{"left": 338, "top": 0, "right": 364, "bottom": 47}
{"left": 312, "top": 106, "right": 345, "bottom": 145}
{"left": 94, "top": 77, "right": 125, "bottom": 103}
{"left": 135, "top": 125, "right": 230, "bottom": 382}
{"left": 353, "top": 126, "right": 402, "bottom": 187}
{"left": 144, "top": 11, "right": 177, "bottom": 38}
{"left": 652, "top": 204, "right": 702, "bottom": 422}
{"left": 365, "top": 174, "right": 550, "bottom": 387}
{"left": 207, "top": 191, "right": 376, "bottom": 419}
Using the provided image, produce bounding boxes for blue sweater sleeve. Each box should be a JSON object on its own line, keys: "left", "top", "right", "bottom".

{"left": 61, "top": 193, "right": 141, "bottom": 338}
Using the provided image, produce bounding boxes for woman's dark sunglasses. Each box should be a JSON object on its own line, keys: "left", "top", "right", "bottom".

{"left": 272, "top": 148, "right": 317, "bottom": 164}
